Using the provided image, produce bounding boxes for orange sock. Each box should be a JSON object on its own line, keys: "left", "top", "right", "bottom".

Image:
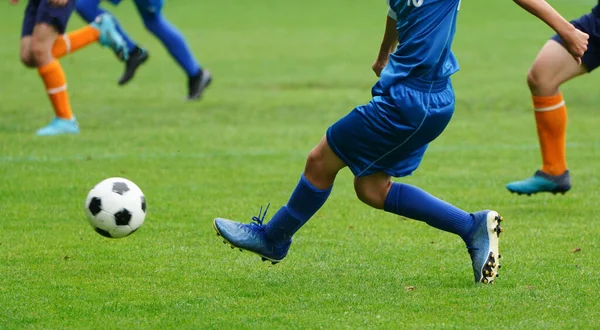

{"left": 52, "top": 26, "right": 100, "bottom": 59}
{"left": 38, "top": 60, "right": 73, "bottom": 120}
{"left": 532, "top": 93, "right": 568, "bottom": 176}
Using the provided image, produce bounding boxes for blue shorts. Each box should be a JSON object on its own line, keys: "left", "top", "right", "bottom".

{"left": 107, "top": 0, "right": 164, "bottom": 18}
{"left": 327, "top": 78, "right": 455, "bottom": 178}
{"left": 552, "top": 7, "right": 600, "bottom": 72}
{"left": 21, "top": 0, "right": 76, "bottom": 36}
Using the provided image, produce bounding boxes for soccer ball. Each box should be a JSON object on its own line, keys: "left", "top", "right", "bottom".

{"left": 85, "top": 177, "right": 147, "bottom": 238}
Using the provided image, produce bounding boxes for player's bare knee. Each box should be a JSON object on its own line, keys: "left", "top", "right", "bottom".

{"left": 20, "top": 52, "right": 36, "bottom": 68}
{"left": 527, "top": 68, "right": 560, "bottom": 96}
{"left": 305, "top": 147, "right": 325, "bottom": 174}
{"left": 29, "top": 41, "right": 52, "bottom": 66}
{"left": 354, "top": 179, "right": 388, "bottom": 209}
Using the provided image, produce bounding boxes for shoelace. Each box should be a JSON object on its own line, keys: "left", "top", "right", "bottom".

{"left": 251, "top": 204, "right": 270, "bottom": 226}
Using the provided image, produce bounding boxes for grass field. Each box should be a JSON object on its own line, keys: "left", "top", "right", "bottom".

{"left": 1, "top": 0, "right": 600, "bottom": 328}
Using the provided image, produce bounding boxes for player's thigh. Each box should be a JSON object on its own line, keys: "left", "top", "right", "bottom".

{"left": 30, "top": 23, "right": 60, "bottom": 63}
{"left": 528, "top": 40, "right": 588, "bottom": 95}
{"left": 133, "top": 0, "right": 164, "bottom": 19}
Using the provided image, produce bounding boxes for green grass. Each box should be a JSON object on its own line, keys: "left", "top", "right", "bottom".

{"left": 1, "top": 0, "right": 599, "bottom": 328}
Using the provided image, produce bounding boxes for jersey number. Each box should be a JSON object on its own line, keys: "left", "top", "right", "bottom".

{"left": 407, "top": 0, "right": 423, "bottom": 7}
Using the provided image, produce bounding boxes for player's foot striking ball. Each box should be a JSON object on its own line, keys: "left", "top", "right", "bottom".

{"left": 212, "top": 0, "right": 587, "bottom": 283}
{"left": 214, "top": 205, "right": 292, "bottom": 264}
{"left": 506, "top": 170, "right": 571, "bottom": 195}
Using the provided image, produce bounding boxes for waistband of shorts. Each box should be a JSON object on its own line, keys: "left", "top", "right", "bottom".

{"left": 400, "top": 77, "right": 450, "bottom": 93}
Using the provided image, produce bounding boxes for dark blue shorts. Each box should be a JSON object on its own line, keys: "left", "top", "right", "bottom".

{"left": 327, "top": 78, "right": 455, "bottom": 178}
{"left": 21, "top": 0, "right": 76, "bottom": 36}
{"left": 552, "top": 7, "right": 600, "bottom": 72}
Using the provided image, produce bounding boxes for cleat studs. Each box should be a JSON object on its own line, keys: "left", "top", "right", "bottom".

{"left": 261, "top": 257, "right": 267, "bottom": 262}
{"left": 498, "top": 265, "right": 502, "bottom": 269}
{"left": 223, "top": 240, "right": 227, "bottom": 244}
{"left": 488, "top": 262, "right": 493, "bottom": 267}
{"left": 496, "top": 273, "right": 500, "bottom": 277}
{"left": 239, "top": 249, "right": 243, "bottom": 252}
{"left": 230, "top": 245, "right": 235, "bottom": 249}
{"left": 485, "top": 270, "right": 490, "bottom": 275}
{"left": 483, "top": 278, "right": 489, "bottom": 284}
{"left": 216, "top": 232, "right": 220, "bottom": 236}
{"left": 498, "top": 254, "right": 502, "bottom": 259}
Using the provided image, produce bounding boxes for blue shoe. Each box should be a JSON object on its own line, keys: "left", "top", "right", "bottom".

{"left": 464, "top": 210, "right": 503, "bottom": 284}
{"left": 213, "top": 206, "right": 292, "bottom": 264}
{"left": 91, "top": 13, "right": 129, "bottom": 61}
{"left": 35, "top": 117, "right": 79, "bottom": 136}
{"left": 506, "top": 170, "right": 571, "bottom": 196}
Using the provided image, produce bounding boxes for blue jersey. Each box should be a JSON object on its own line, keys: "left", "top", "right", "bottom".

{"left": 379, "top": 0, "right": 461, "bottom": 90}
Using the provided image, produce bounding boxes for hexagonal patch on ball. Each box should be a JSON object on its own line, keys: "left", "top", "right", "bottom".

{"left": 114, "top": 209, "right": 132, "bottom": 226}
{"left": 141, "top": 196, "right": 146, "bottom": 213}
{"left": 89, "top": 197, "right": 102, "bottom": 216}
{"left": 112, "top": 182, "right": 130, "bottom": 195}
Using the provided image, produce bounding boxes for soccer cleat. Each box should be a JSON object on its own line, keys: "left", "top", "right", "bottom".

{"left": 187, "top": 69, "right": 212, "bottom": 101}
{"left": 506, "top": 170, "right": 571, "bottom": 196}
{"left": 213, "top": 205, "right": 291, "bottom": 263}
{"left": 464, "top": 210, "right": 503, "bottom": 284}
{"left": 91, "top": 14, "right": 129, "bottom": 61}
{"left": 118, "top": 46, "right": 149, "bottom": 86}
{"left": 35, "top": 117, "right": 79, "bottom": 136}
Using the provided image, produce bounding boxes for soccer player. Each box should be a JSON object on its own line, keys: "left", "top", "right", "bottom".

{"left": 14, "top": 0, "right": 127, "bottom": 136}
{"left": 212, "top": 0, "right": 588, "bottom": 283}
{"left": 75, "top": 0, "right": 212, "bottom": 100}
{"left": 507, "top": 4, "right": 599, "bottom": 195}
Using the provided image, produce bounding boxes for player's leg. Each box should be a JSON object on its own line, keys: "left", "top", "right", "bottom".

{"left": 51, "top": 13, "right": 127, "bottom": 59}
{"left": 338, "top": 81, "right": 501, "bottom": 283}
{"left": 214, "top": 137, "right": 344, "bottom": 263}
{"left": 19, "top": 0, "right": 79, "bottom": 136}
{"left": 75, "top": 0, "right": 136, "bottom": 56}
{"left": 76, "top": 0, "right": 149, "bottom": 85}
{"left": 354, "top": 171, "right": 502, "bottom": 283}
{"left": 507, "top": 13, "right": 600, "bottom": 195}
{"left": 134, "top": 0, "right": 211, "bottom": 99}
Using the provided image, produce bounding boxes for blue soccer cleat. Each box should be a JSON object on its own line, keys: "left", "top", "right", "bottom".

{"left": 92, "top": 13, "right": 129, "bottom": 61}
{"left": 35, "top": 117, "right": 79, "bottom": 136}
{"left": 464, "top": 210, "right": 503, "bottom": 284}
{"left": 213, "top": 205, "right": 292, "bottom": 264}
{"left": 506, "top": 170, "right": 571, "bottom": 196}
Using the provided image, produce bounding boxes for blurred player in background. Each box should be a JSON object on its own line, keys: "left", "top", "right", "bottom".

{"left": 75, "top": 0, "right": 212, "bottom": 100}
{"left": 507, "top": 4, "right": 599, "bottom": 195}
{"left": 212, "top": 0, "right": 587, "bottom": 284}
{"left": 12, "top": 0, "right": 126, "bottom": 136}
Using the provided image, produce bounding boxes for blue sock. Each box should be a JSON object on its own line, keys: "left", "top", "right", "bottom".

{"left": 75, "top": 0, "right": 137, "bottom": 52}
{"left": 141, "top": 14, "right": 201, "bottom": 76}
{"left": 265, "top": 174, "right": 332, "bottom": 243}
{"left": 383, "top": 182, "right": 474, "bottom": 238}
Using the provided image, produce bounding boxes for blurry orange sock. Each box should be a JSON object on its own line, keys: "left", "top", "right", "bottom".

{"left": 52, "top": 26, "right": 100, "bottom": 58}
{"left": 532, "top": 93, "right": 567, "bottom": 176}
{"left": 38, "top": 60, "right": 73, "bottom": 120}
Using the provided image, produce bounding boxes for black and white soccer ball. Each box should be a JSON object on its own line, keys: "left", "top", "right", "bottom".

{"left": 85, "top": 177, "right": 147, "bottom": 238}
